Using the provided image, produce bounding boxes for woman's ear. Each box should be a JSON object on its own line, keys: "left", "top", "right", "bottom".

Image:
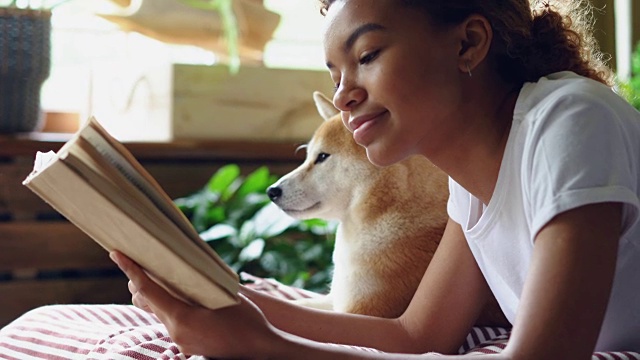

{"left": 457, "top": 15, "right": 492, "bottom": 76}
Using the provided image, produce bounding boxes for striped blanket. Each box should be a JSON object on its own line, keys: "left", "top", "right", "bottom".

{"left": 1, "top": 277, "right": 638, "bottom": 359}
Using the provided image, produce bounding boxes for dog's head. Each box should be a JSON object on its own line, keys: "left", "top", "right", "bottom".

{"left": 267, "top": 92, "right": 377, "bottom": 221}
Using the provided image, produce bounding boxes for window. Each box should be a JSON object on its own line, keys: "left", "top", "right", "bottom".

{"left": 41, "top": 0, "right": 327, "bottom": 137}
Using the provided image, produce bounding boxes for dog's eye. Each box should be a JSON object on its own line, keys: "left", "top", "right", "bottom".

{"left": 314, "top": 153, "right": 330, "bottom": 164}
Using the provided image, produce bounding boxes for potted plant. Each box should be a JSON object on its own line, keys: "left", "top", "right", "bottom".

{"left": 620, "top": 42, "right": 640, "bottom": 111}
{"left": 0, "top": 0, "right": 69, "bottom": 133}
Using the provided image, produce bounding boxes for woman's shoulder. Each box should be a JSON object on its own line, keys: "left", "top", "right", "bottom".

{"left": 515, "top": 71, "right": 640, "bottom": 127}
{"left": 518, "top": 71, "right": 624, "bottom": 112}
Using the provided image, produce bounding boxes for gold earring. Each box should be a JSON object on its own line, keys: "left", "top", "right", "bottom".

{"left": 465, "top": 61, "right": 473, "bottom": 77}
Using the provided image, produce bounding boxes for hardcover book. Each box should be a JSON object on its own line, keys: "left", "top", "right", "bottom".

{"left": 22, "top": 117, "right": 239, "bottom": 310}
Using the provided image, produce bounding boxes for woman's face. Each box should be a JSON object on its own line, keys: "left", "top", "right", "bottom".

{"left": 323, "top": 0, "right": 466, "bottom": 166}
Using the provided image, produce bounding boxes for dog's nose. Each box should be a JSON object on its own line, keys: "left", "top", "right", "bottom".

{"left": 267, "top": 186, "right": 282, "bottom": 201}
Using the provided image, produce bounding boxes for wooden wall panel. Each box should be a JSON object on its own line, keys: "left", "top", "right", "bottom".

{"left": 0, "top": 278, "right": 131, "bottom": 327}
{"left": 0, "top": 222, "right": 112, "bottom": 272}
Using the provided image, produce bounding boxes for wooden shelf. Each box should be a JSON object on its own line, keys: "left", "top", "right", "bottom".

{"left": 0, "top": 132, "right": 306, "bottom": 162}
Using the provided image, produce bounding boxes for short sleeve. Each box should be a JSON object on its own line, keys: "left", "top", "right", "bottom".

{"left": 447, "top": 177, "right": 467, "bottom": 226}
{"left": 523, "top": 92, "right": 640, "bottom": 238}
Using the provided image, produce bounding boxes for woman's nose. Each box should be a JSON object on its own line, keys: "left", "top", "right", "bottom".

{"left": 333, "top": 80, "right": 366, "bottom": 112}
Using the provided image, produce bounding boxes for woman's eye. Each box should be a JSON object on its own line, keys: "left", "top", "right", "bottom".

{"left": 314, "top": 153, "right": 330, "bottom": 164}
{"left": 359, "top": 50, "right": 380, "bottom": 65}
{"left": 333, "top": 83, "right": 340, "bottom": 93}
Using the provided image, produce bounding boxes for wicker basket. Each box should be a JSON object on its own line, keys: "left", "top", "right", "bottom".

{"left": 0, "top": 8, "right": 51, "bottom": 134}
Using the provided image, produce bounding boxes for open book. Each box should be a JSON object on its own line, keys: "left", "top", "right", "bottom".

{"left": 22, "top": 117, "right": 240, "bottom": 310}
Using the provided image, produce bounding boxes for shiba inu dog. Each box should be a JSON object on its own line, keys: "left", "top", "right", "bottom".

{"left": 267, "top": 92, "right": 449, "bottom": 318}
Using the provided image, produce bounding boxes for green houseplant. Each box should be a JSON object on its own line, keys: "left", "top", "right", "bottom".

{"left": 620, "top": 42, "right": 640, "bottom": 111}
{"left": 0, "top": 0, "right": 69, "bottom": 133}
{"left": 175, "top": 164, "right": 336, "bottom": 293}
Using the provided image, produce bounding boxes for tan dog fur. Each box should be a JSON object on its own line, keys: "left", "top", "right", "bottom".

{"left": 268, "top": 92, "right": 507, "bottom": 325}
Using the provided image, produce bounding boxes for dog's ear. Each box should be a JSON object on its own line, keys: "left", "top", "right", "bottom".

{"left": 313, "top": 91, "right": 339, "bottom": 121}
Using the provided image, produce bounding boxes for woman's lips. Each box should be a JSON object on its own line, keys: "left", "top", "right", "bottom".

{"left": 348, "top": 111, "right": 386, "bottom": 132}
{"left": 349, "top": 111, "right": 387, "bottom": 144}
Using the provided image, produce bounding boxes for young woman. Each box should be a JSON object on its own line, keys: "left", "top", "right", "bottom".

{"left": 111, "top": 0, "right": 640, "bottom": 358}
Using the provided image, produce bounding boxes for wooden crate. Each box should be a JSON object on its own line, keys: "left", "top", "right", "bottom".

{"left": 0, "top": 135, "right": 304, "bottom": 327}
{"left": 171, "top": 64, "right": 334, "bottom": 141}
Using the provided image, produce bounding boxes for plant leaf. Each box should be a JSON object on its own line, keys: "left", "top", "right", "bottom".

{"left": 200, "top": 223, "right": 237, "bottom": 241}
{"left": 252, "top": 202, "right": 297, "bottom": 238}
{"left": 225, "top": 193, "right": 270, "bottom": 228}
{"left": 207, "top": 164, "right": 240, "bottom": 194}
{"left": 236, "top": 220, "right": 257, "bottom": 247}
{"left": 234, "top": 166, "right": 272, "bottom": 198}
{"left": 238, "top": 238, "right": 265, "bottom": 262}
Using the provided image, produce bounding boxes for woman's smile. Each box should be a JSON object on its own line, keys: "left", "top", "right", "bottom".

{"left": 350, "top": 110, "right": 388, "bottom": 145}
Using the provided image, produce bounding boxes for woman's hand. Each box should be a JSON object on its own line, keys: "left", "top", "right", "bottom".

{"left": 110, "top": 251, "right": 283, "bottom": 358}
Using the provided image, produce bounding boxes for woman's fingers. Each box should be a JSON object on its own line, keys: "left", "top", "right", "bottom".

{"left": 131, "top": 288, "right": 152, "bottom": 312}
{"left": 109, "top": 251, "right": 282, "bottom": 357}
{"left": 127, "top": 279, "right": 136, "bottom": 294}
{"left": 127, "top": 280, "right": 152, "bottom": 312}
{"left": 110, "top": 251, "right": 188, "bottom": 320}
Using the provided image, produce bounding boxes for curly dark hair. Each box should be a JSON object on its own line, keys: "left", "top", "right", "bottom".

{"left": 318, "top": 0, "right": 613, "bottom": 86}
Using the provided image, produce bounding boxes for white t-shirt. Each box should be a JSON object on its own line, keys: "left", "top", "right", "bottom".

{"left": 447, "top": 71, "right": 640, "bottom": 351}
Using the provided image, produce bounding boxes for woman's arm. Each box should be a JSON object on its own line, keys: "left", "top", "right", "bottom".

{"left": 111, "top": 202, "right": 622, "bottom": 359}
{"left": 110, "top": 215, "right": 502, "bottom": 358}
{"left": 241, "top": 218, "right": 496, "bottom": 354}
{"left": 501, "top": 202, "right": 622, "bottom": 360}
{"left": 247, "top": 202, "right": 623, "bottom": 359}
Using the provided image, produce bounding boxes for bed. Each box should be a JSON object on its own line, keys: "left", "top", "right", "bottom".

{"left": 0, "top": 277, "right": 638, "bottom": 359}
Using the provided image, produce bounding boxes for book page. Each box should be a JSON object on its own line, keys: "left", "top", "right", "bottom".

{"left": 33, "top": 151, "right": 56, "bottom": 171}
{"left": 23, "top": 151, "right": 58, "bottom": 181}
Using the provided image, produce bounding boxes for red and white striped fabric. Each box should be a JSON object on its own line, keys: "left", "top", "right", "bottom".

{"left": 0, "top": 304, "right": 190, "bottom": 360}
{"left": 1, "top": 277, "right": 638, "bottom": 359}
